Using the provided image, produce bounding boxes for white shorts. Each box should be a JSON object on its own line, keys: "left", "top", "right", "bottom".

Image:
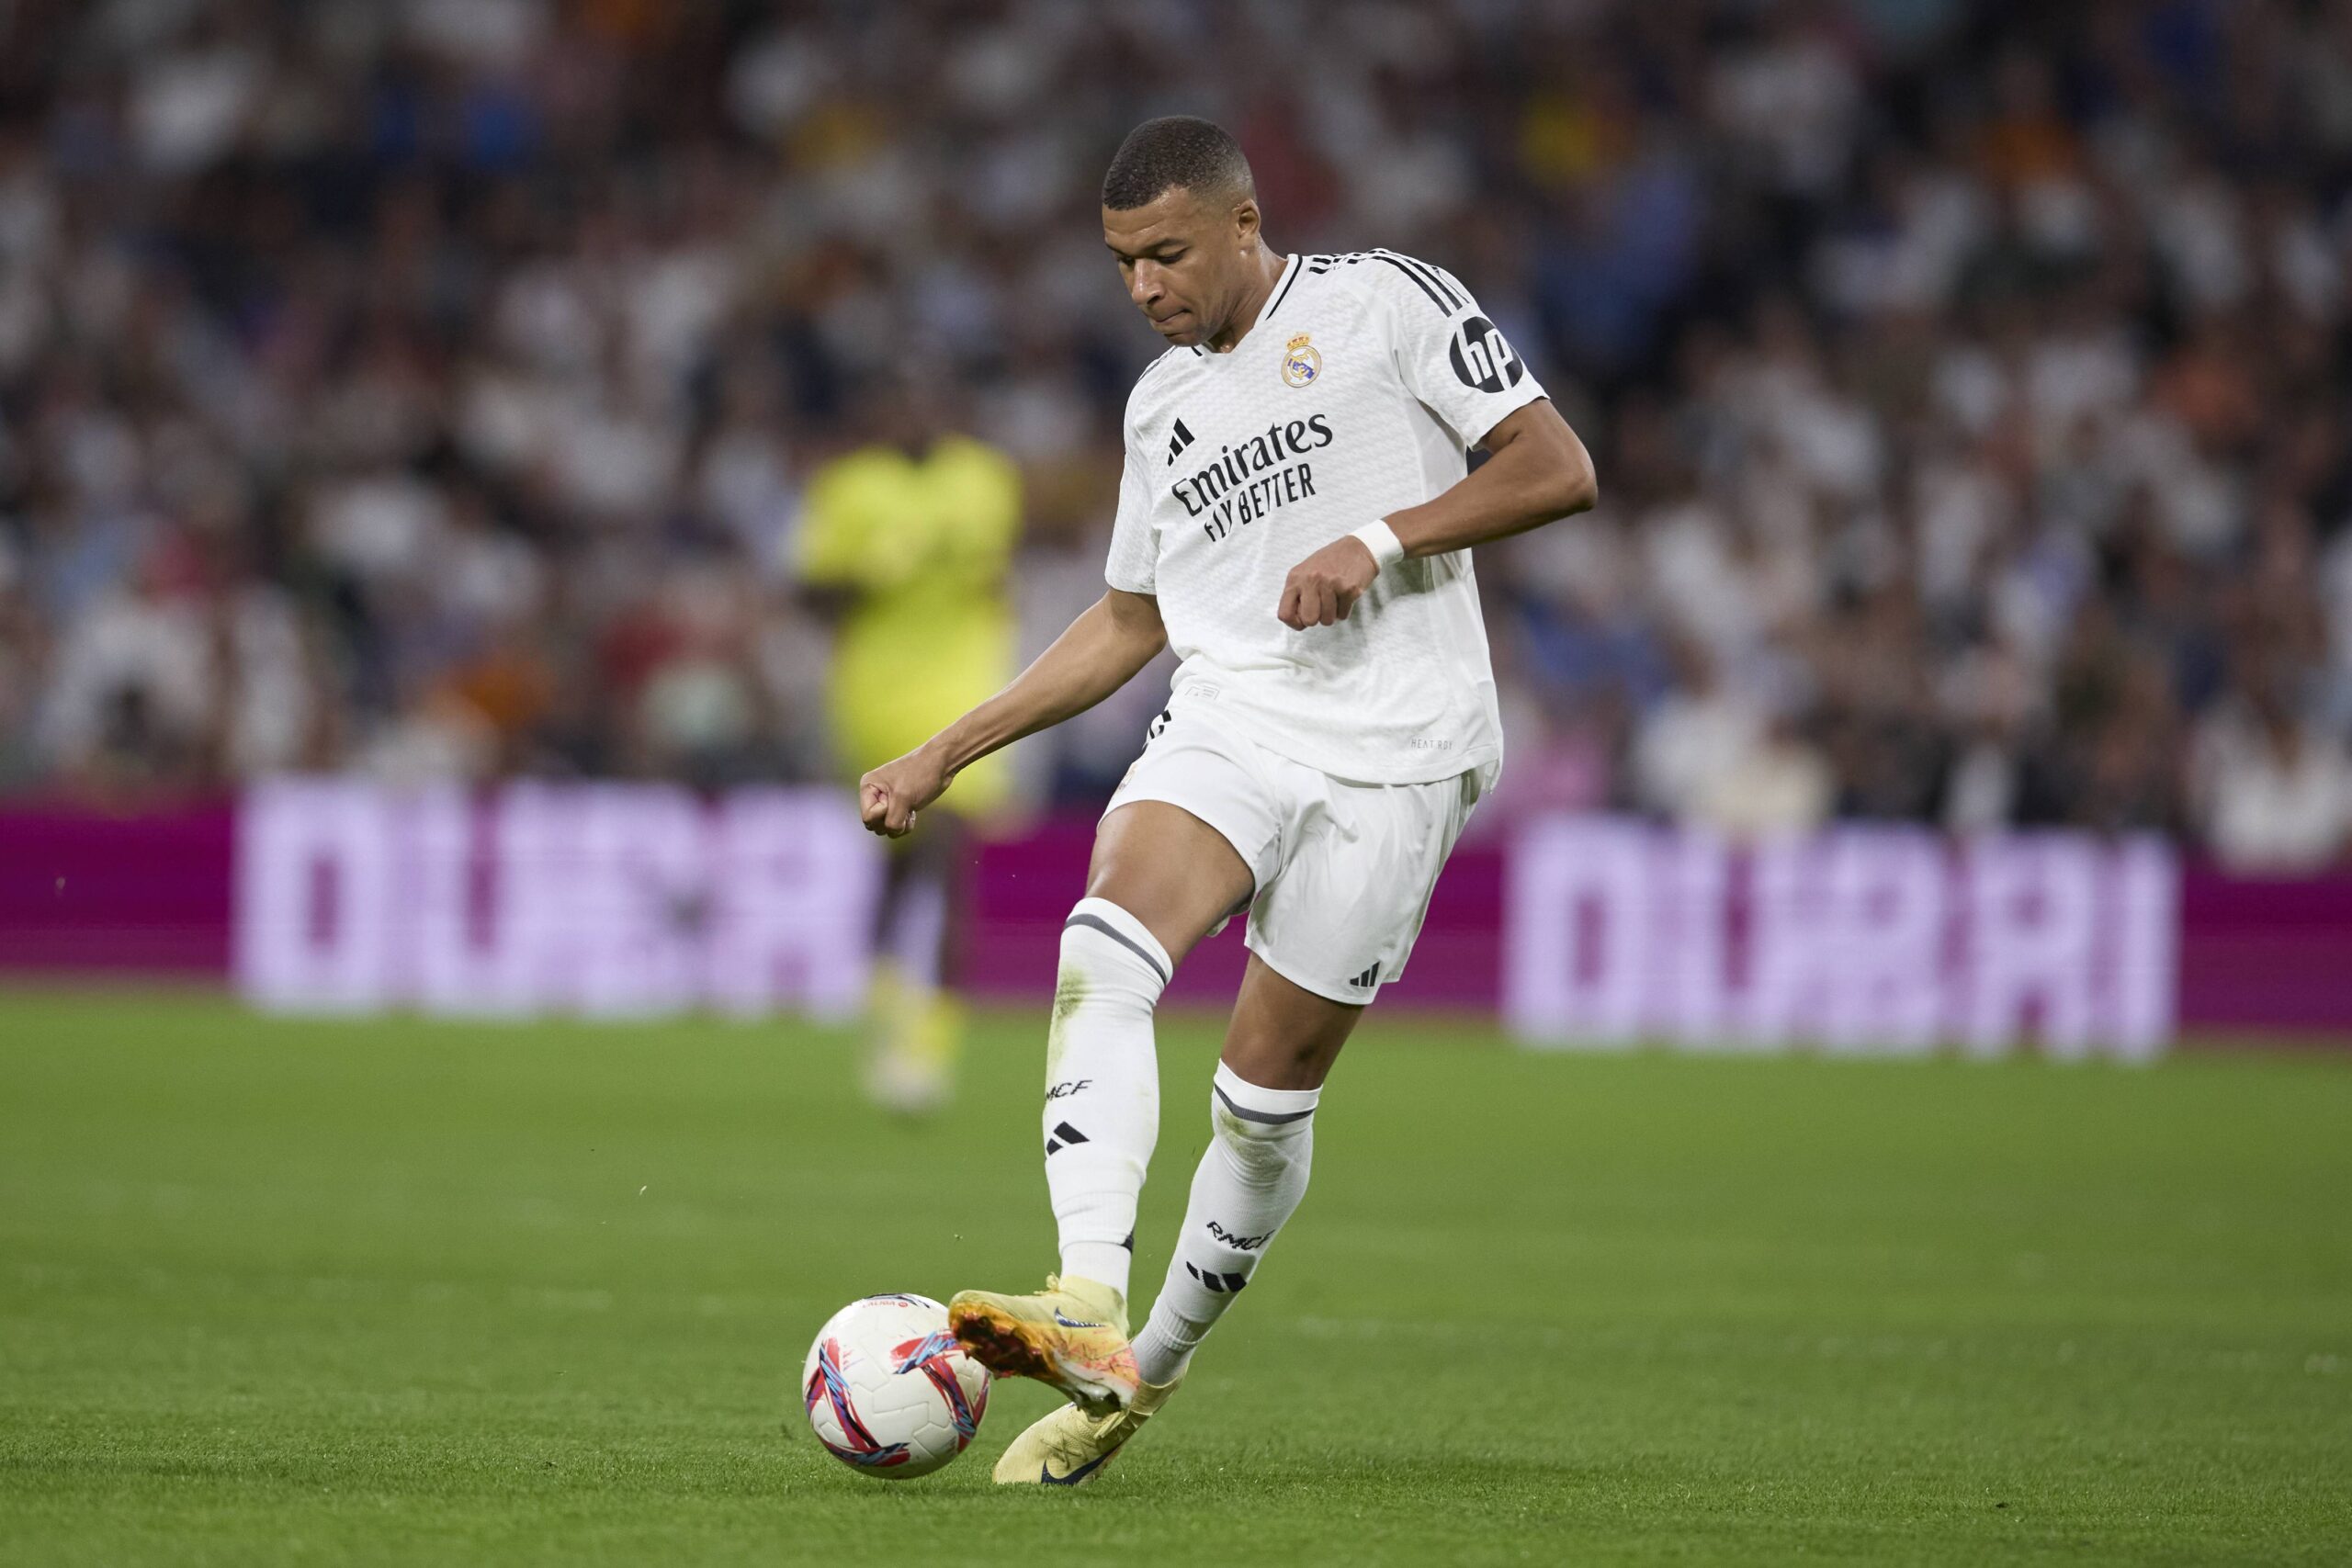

{"left": 1103, "top": 705, "right": 1478, "bottom": 1004}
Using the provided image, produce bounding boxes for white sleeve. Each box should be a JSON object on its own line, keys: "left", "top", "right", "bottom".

{"left": 1102, "top": 425, "right": 1157, "bottom": 593}
{"left": 1380, "top": 254, "right": 1547, "bottom": 449}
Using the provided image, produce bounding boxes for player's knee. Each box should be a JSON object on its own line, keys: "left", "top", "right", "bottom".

{"left": 1057, "top": 897, "right": 1173, "bottom": 1010}
{"left": 1206, "top": 1065, "right": 1317, "bottom": 1175}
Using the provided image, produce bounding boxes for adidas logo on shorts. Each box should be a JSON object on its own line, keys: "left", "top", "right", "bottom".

{"left": 1350, "top": 964, "right": 1380, "bottom": 990}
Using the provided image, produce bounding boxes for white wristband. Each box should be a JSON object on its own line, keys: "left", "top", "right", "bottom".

{"left": 1350, "top": 519, "right": 1407, "bottom": 574}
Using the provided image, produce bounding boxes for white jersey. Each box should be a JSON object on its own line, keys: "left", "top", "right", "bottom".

{"left": 1104, "top": 249, "right": 1546, "bottom": 790}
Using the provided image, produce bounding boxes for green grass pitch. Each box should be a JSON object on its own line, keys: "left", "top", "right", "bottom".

{"left": 2, "top": 991, "right": 2348, "bottom": 1565}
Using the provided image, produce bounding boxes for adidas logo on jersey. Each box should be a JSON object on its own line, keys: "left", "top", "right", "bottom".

{"left": 1166, "top": 417, "right": 1195, "bottom": 465}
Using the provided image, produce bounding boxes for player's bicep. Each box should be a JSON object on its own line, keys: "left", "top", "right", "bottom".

{"left": 1099, "top": 588, "right": 1168, "bottom": 682}
{"left": 1475, "top": 395, "right": 1566, "bottom": 454}
{"left": 1103, "top": 586, "right": 1165, "bottom": 643}
{"left": 1474, "top": 396, "right": 1599, "bottom": 520}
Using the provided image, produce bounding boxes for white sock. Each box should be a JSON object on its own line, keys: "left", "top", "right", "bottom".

{"left": 1132, "top": 1063, "right": 1318, "bottom": 1384}
{"left": 1043, "top": 897, "right": 1171, "bottom": 1303}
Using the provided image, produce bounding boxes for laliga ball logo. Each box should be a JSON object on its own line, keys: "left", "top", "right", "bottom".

{"left": 1281, "top": 332, "right": 1321, "bottom": 388}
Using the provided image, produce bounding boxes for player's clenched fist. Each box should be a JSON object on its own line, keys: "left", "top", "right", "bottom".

{"left": 859, "top": 746, "right": 950, "bottom": 838}
{"left": 1276, "top": 535, "right": 1381, "bottom": 629}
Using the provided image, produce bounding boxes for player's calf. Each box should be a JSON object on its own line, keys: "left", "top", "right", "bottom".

{"left": 1132, "top": 1063, "right": 1318, "bottom": 1384}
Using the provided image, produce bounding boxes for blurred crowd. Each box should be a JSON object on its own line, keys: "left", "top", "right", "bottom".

{"left": 4, "top": 0, "right": 2352, "bottom": 869}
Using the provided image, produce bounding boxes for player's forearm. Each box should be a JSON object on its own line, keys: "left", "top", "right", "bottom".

{"left": 927, "top": 592, "right": 1167, "bottom": 774}
{"left": 1383, "top": 401, "right": 1598, "bottom": 558}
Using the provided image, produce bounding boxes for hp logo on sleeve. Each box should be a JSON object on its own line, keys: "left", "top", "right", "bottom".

{"left": 1448, "top": 315, "right": 1523, "bottom": 393}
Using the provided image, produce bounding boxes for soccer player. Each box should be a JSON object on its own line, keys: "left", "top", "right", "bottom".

{"left": 799, "top": 375, "right": 1023, "bottom": 1112}
{"left": 856, "top": 117, "right": 1596, "bottom": 1483}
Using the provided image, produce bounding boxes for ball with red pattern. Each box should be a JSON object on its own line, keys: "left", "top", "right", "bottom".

{"left": 799, "top": 1292, "right": 990, "bottom": 1479}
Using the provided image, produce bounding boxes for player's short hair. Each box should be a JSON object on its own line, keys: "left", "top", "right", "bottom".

{"left": 1102, "top": 116, "right": 1255, "bottom": 211}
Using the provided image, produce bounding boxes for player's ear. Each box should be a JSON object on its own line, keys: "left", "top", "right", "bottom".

{"left": 1231, "top": 197, "right": 1261, "bottom": 248}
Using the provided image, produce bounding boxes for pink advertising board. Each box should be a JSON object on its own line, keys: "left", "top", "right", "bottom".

{"left": 0, "top": 789, "right": 2343, "bottom": 1047}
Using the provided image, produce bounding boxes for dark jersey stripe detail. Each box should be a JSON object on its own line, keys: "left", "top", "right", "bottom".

{"left": 1064, "top": 912, "right": 1170, "bottom": 987}
{"left": 1368, "top": 253, "right": 1451, "bottom": 313}
{"left": 1262, "top": 257, "right": 1304, "bottom": 323}
{"left": 1300, "top": 251, "right": 1462, "bottom": 315}
{"left": 1374, "top": 250, "right": 1461, "bottom": 310}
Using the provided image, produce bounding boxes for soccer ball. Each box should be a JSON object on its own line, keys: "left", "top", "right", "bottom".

{"left": 800, "top": 1292, "right": 989, "bottom": 1478}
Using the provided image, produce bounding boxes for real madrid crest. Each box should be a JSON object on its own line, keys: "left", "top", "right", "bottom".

{"left": 1281, "top": 332, "right": 1321, "bottom": 389}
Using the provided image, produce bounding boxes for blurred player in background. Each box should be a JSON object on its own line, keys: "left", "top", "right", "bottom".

{"left": 858, "top": 118, "right": 1596, "bottom": 1482}
{"left": 797, "top": 374, "right": 1021, "bottom": 1113}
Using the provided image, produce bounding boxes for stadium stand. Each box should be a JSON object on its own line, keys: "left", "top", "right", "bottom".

{"left": 2, "top": 1, "right": 2348, "bottom": 870}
